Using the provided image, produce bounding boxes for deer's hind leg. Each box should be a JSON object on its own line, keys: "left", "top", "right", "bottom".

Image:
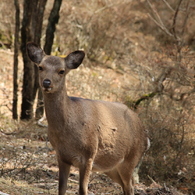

{"left": 105, "top": 166, "right": 134, "bottom": 195}
{"left": 105, "top": 169, "right": 124, "bottom": 189}
{"left": 117, "top": 161, "right": 137, "bottom": 195}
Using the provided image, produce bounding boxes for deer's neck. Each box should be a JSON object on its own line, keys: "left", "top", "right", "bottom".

{"left": 43, "top": 88, "right": 71, "bottom": 127}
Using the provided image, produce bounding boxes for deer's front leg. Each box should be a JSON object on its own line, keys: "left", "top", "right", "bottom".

{"left": 58, "top": 158, "right": 71, "bottom": 195}
{"left": 79, "top": 158, "right": 93, "bottom": 195}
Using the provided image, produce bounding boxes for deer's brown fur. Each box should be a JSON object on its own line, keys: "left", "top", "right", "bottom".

{"left": 27, "top": 42, "right": 149, "bottom": 195}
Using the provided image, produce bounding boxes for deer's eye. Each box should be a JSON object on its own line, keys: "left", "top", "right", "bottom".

{"left": 38, "top": 66, "right": 43, "bottom": 71}
{"left": 59, "top": 70, "right": 65, "bottom": 75}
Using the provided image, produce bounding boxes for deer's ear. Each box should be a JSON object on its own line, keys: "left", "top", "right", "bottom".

{"left": 26, "top": 42, "right": 45, "bottom": 64}
{"left": 65, "top": 50, "right": 85, "bottom": 69}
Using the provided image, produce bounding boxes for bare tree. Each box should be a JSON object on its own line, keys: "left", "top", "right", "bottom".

{"left": 20, "top": 0, "right": 47, "bottom": 120}
{"left": 12, "top": 0, "right": 20, "bottom": 119}
{"left": 35, "top": 0, "right": 63, "bottom": 119}
{"left": 44, "top": 0, "right": 62, "bottom": 55}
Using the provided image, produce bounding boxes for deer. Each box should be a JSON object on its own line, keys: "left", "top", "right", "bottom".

{"left": 26, "top": 42, "right": 150, "bottom": 195}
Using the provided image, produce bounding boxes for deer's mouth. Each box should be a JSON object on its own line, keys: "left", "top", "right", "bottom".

{"left": 43, "top": 87, "right": 52, "bottom": 93}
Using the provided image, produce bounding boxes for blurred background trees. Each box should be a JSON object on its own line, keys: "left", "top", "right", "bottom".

{"left": 0, "top": 0, "right": 194, "bottom": 193}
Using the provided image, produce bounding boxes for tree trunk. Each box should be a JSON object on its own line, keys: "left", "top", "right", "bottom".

{"left": 32, "top": 0, "right": 48, "bottom": 119}
{"left": 20, "top": 0, "right": 34, "bottom": 120}
{"left": 44, "top": 0, "right": 62, "bottom": 55}
{"left": 20, "top": 0, "right": 62, "bottom": 120}
{"left": 35, "top": 0, "right": 62, "bottom": 119}
{"left": 13, "top": 0, "right": 20, "bottom": 119}
{"left": 20, "top": 0, "right": 47, "bottom": 120}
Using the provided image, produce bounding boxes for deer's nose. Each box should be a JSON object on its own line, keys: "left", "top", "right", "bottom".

{"left": 43, "top": 79, "right": 51, "bottom": 88}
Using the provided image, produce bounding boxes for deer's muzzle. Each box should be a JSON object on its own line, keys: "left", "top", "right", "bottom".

{"left": 43, "top": 79, "right": 52, "bottom": 90}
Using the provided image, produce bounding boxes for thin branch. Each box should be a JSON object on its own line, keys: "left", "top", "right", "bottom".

{"left": 147, "top": 13, "right": 174, "bottom": 37}
{"left": 162, "top": 0, "right": 175, "bottom": 12}
{"left": 131, "top": 67, "right": 174, "bottom": 109}
{"left": 132, "top": 92, "right": 158, "bottom": 110}
{"left": 94, "top": 1, "right": 123, "bottom": 14}
{"left": 147, "top": 0, "right": 164, "bottom": 26}
{"left": 146, "top": 0, "right": 174, "bottom": 37}
{"left": 181, "top": 0, "right": 190, "bottom": 37}
{"left": 172, "top": 0, "right": 183, "bottom": 41}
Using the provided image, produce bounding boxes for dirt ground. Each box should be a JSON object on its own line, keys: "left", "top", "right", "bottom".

{"left": 0, "top": 123, "right": 184, "bottom": 195}
{"left": 0, "top": 49, "right": 186, "bottom": 195}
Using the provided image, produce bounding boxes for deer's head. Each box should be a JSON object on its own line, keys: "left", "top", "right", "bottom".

{"left": 26, "top": 42, "right": 85, "bottom": 93}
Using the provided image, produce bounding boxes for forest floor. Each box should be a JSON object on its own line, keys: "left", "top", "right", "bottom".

{"left": 0, "top": 49, "right": 187, "bottom": 195}
{"left": 0, "top": 121, "right": 184, "bottom": 195}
